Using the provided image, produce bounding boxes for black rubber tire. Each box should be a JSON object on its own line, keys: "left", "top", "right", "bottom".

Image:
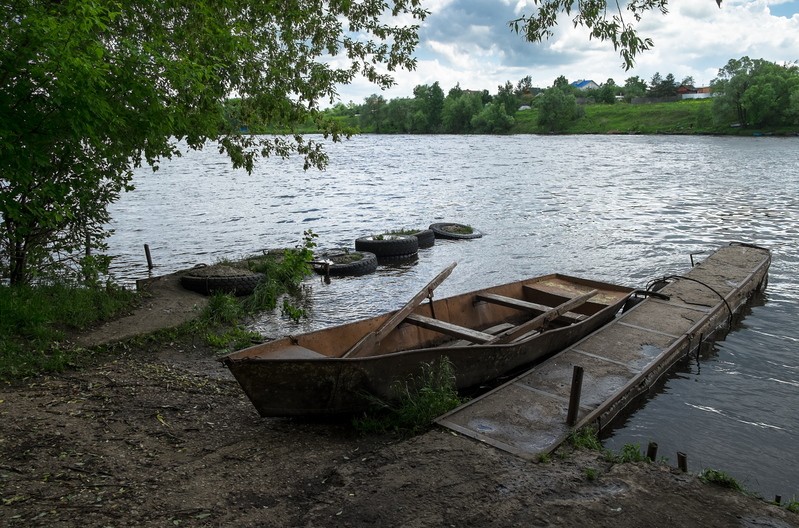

{"left": 376, "top": 251, "right": 419, "bottom": 264}
{"left": 180, "top": 271, "right": 264, "bottom": 296}
{"left": 313, "top": 250, "right": 378, "bottom": 277}
{"left": 429, "top": 222, "right": 483, "bottom": 240}
{"left": 411, "top": 229, "right": 436, "bottom": 249}
{"left": 355, "top": 235, "right": 419, "bottom": 257}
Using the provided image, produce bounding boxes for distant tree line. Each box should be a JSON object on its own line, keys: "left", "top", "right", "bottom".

{"left": 304, "top": 57, "right": 799, "bottom": 134}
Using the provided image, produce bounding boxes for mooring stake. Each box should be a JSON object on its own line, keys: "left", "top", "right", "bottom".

{"left": 677, "top": 452, "right": 688, "bottom": 472}
{"left": 775, "top": 495, "right": 782, "bottom": 505}
{"left": 566, "top": 365, "right": 584, "bottom": 426}
{"left": 646, "top": 442, "right": 658, "bottom": 462}
{"left": 144, "top": 244, "right": 154, "bottom": 270}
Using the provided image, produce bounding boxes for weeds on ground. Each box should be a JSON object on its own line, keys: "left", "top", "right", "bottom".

{"left": 584, "top": 467, "right": 600, "bottom": 481}
{"left": 353, "top": 357, "right": 464, "bottom": 437}
{"left": 568, "top": 426, "right": 603, "bottom": 451}
{"left": 0, "top": 281, "right": 138, "bottom": 379}
{"left": 613, "top": 443, "right": 648, "bottom": 464}
{"left": 699, "top": 468, "right": 744, "bottom": 491}
{"left": 786, "top": 499, "right": 799, "bottom": 513}
{"left": 202, "top": 230, "right": 316, "bottom": 348}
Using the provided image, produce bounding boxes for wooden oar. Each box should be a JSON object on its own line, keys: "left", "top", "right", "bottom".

{"left": 487, "top": 289, "right": 599, "bottom": 345}
{"left": 343, "top": 262, "right": 458, "bottom": 358}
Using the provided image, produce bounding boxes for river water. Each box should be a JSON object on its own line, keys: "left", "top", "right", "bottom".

{"left": 107, "top": 134, "right": 798, "bottom": 500}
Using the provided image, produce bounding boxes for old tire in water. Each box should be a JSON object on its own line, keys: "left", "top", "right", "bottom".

{"left": 180, "top": 265, "right": 264, "bottom": 296}
{"left": 355, "top": 234, "right": 419, "bottom": 258}
{"left": 411, "top": 228, "right": 436, "bottom": 249}
{"left": 429, "top": 222, "right": 483, "bottom": 240}
{"left": 313, "top": 250, "right": 378, "bottom": 277}
{"left": 376, "top": 252, "right": 419, "bottom": 264}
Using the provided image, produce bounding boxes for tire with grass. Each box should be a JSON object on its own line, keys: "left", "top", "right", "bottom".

{"left": 180, "top": 265, "right": 264, "bottom": 296}
{"left": 429, "top": 222, "right": 483, "bottom": 240}
{"left": 313, "top": 250, "right": 378, "bottom": 277}
{"left": 355, "top": 235, "right": 419, "bottom": 258}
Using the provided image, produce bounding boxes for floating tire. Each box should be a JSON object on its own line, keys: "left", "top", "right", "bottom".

{"left": 313, "top": 250, "right": 378, "bottom": 277}
{"left": 411, "top": 229, "right": 436, "bottom": 249}
{"left": 429, "top": 222, "right": 483, "bottom": 240}
{"left": 376, "top": 252, "right": 419, "bottom": 264}
{"left": 355, "top": 235, "right": 419, "bottom": 258}
{"left": 180, "top": 266, "right": 264, "bottom": 296}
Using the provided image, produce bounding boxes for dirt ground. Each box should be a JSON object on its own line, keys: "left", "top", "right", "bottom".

{"left": 1, "top": 276, "right": 797, "bottom": 527}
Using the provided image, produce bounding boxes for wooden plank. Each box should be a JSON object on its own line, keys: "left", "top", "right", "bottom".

{"left": 475, "top": 293, "right": 587, "bottom": 324}
{"left": 443, "top": 323, "right": 515, "bottom": 348}
{"left": 404, "top": 313, "right": 495, "bottom": 344}
{"left": 343, "top": 262, "right": 457, "bottom": 358}
{"left": 488, "top": 290, "right": 599, "bottom": 345}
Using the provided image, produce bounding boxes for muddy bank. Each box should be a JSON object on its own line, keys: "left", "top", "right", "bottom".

{"left": 2, "top": 273, "right": 797, "bottom": 527}
{"left": 1, "top": 339, "right": 796, "bottom": 527}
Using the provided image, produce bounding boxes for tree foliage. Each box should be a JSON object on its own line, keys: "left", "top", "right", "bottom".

{"left": 0, "top": 0, "right": 426, "bottom": 284}
{"left": 711, "top": 57, "right": 799, "bottom": 127}
{"left": 537, "top": 86, "right": 580, "bottom": 132}
{"left": 511, "top": 0, "right": 721, "bottom": 69}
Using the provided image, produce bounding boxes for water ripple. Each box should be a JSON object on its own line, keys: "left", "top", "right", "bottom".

{"left": 107, "top": 135, "right": 799, "bottom": 499}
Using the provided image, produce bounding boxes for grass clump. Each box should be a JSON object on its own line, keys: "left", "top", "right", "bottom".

{"left": 0, "top": 282, "right": 138, "bottom": 380}
{"left": 786, "top": 499, "right": 799, "bottom": 513}
{"left": 200, "top": 230, "right": 317, "bottom": 350}
{"left": 699, "top": 468, "right": 744, "bottom": 491}
{"left": 613, "top": 443, "right": 648, "bottom": 464}
{"left": 353, "top": 357, "right": 464, "bottom": 436}
{"left": 568, "top": 426, "right": 603, "bottom": 451}
{"left": 442, "top": 224, "right": 473, "bottom": 235}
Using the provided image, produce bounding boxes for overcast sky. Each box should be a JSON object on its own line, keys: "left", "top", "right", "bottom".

{"left": 331, "top": 0, "right": 799, "bottom": 105}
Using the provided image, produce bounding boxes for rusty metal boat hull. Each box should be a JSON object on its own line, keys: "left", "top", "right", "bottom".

{"left": 222, "top": 273, "right": 633, "bottom": 416}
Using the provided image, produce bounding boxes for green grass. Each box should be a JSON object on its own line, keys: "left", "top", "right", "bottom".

{"left": 584, "top": 467, "right": 600, "bottom": 481}
{"left": 786, "top": 499, "right": 799, "bottom": 513}
{"left": 613, "top": 443, "right": 648, "bottom": 463}
{"left": 0, "top": 282, "right": 138, "bottom": 379}
{"left": 699, "top": 468, "right": 744, "bottom": 491}
{"left": 353, "top": 357, "right": 464, "bottom": 436}
{"left": 1, "top": 231, "right": 318, "bottom": 378}
{"left": 567, "top": 426, "right": 604, "bottom": 451}
{"left": 509, "top": 98, "right": 797, "bottom": 136}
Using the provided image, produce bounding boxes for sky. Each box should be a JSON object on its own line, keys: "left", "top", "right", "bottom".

{"left": 330, "top": 0, "right": 799, "bottom": 105}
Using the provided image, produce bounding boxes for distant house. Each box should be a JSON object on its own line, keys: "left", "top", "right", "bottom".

{"left": 570, "top": 79, "right": 600, "bottom": 91}
{"left": 680, "top": 85, "right": 713, "bottom": 100}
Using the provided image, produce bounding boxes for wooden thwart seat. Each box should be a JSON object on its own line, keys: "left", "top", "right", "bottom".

{"left": 443, "top": 322, "right": 515, "bottom": 348}
{"left": 475, "top": 293, "right": 587, "bottom": 324}
{"left": 404, "top": 313, "right": 495, "bottom": 344}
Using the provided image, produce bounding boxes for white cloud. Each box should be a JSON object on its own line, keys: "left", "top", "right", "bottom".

{"left": 329, "top": 0, "right": 799, "bottom": 105}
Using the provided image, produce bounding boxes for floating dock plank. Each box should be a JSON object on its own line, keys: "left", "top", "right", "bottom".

{"left": 436, "top": 243, "right": 771, "bottom": 459}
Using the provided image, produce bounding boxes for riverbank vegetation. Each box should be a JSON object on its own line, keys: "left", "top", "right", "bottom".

{"left": 0, "top": 283, "right": 138, "bottom": 379}
{"left": 281, "top": 57, "right": 798, "bottom": 136}
{"left": 0, "top": 232, "right": 316, "bottom": 380}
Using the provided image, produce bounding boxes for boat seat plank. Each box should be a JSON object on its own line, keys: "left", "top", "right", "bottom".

{"left": 444, "top": 323, "right": 516, "bottom": 348}
{"left": 476, "top": 293, "right": 587, "bottom": 323}
{"left": 404, "top": 314, "right": 495, "bottom": 343}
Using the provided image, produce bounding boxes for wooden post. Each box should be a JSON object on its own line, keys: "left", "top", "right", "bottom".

{"left": 677, "top": 452, "right": 688, "bottom": 472}
{"left": 566, "top": 365, "right": 584, "bottom": 426}
{"left": 144, "top": 244, "right": 154, "bottom": 270}
{"left": 646, "top": 442, "right": 658, "bottom": 462}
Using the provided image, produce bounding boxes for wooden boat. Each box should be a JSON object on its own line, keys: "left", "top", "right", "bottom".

{"left": 221, "top": 263, "right": 633, "bottom": 416}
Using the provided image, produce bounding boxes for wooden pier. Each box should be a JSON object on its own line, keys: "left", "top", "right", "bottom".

{"left": 436, "top": 243, "right": 771, "bottom": 459}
